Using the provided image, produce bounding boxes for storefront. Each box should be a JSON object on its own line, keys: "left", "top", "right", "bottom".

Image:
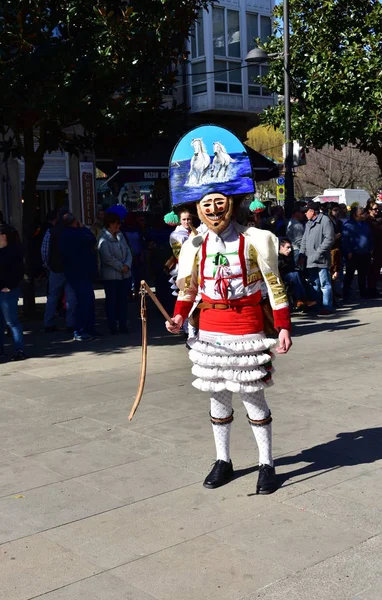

{"left": 96, "top": 144, "right": 278, "bottom": 215}
{"left": 19, "top": 151, "right": 72, "bottom": 218}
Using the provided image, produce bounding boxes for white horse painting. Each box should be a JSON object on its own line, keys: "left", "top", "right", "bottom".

{"left": 186, "top": 138, "right": 211, "bottom": 185}
{"left": 211, "top": 142, "right": 235, "bottom": 180}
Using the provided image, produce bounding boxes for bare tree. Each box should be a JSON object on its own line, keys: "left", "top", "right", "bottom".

{"left": 295, "top": 146, "right": 381, "bottom": 198}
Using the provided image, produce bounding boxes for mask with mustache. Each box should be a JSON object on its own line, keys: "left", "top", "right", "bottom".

{"left": 197, "top": 194, "right": 233, "bottom": 235}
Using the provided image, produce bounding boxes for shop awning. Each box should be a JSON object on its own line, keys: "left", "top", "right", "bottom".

{"left": 96, "top": 142, "right": 279, "bottom": 186}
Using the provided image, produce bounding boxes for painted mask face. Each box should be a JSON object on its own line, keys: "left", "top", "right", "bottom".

{"left": 197, "top": 193, "right": 233, "bottom": 234}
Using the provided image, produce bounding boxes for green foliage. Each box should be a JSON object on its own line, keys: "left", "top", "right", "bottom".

{"left": 260, "top": 0, "right": 382, "bottom": 171}
{"left": 0, "top": 0, "right": 211, "bottom": 160}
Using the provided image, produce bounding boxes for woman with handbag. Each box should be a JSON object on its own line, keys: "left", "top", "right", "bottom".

{"left": 165, "top": 125, "right": 292, "bottom": 495}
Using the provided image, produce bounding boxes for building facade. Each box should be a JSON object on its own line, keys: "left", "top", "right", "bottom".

{"left": 187, "top": 0, "right": 275, "bottom": 129}
{"left": 0, "top": 149, "right": 95, "bottom": 235}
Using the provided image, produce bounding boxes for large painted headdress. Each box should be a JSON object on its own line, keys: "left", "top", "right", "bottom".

{"left": 169, "top": 124, "right": 255, "bottom": 207}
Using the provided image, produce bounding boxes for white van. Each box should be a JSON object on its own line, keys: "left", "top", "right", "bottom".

{"left": 313, "top": 188, "right": 370, "bottom": 206}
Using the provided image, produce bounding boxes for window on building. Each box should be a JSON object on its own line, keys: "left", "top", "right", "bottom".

{"left": 213, "top": 7, "right": 241, "bottom": 58}
{"left": 248, "top": 64, "right": 271, "bottom": 96}
{"left": 227, "top": 10, "right": 240, "bottom": 57}
{"left": 213, "top": 7, "right": 225, "bottom": 56}
{"left": 247, "top": 13, "right": 259, "bottom": 51}
{"left": 192, "top": 60, "right": 207, "bottom": 95}
{"left": 260, "top": 16, "right": 272, "bottom": 42}
{"left": 190, "top": 10, "right": 205, "bottom": 58}
{"left": 214, "top": 60, "right": 242, "bottom": 94}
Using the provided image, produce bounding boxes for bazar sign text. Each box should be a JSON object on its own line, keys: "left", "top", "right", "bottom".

{"left": 143, "top": 171, "right": 168, "bottom": 180}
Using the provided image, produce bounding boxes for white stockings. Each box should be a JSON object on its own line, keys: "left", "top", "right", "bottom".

{"left": 210, "top": 391, "right": 233, "bottom": 463}
{"left": 241, "top": 389, "right": 273, "bottom": 467}
{"left": 209, "top": 389, "right": 273, "bottom": 466}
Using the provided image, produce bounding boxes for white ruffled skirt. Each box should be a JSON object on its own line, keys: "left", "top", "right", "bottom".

{"left": 169, "top": 266, "right": 179, "bottom": 297}
{"left": 187, "top": 331, "right": 276, "bottom": 394}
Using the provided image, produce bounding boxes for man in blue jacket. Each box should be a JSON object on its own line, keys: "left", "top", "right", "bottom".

{"left": 342, "top": 206, "right": 373, "bottom": 301}
{"left": 59, "top": 214, "right": 98, "bottom": 341}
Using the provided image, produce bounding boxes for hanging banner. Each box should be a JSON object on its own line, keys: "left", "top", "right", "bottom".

{"left": 79, "top": 162, "right": 96, "bottom": 226}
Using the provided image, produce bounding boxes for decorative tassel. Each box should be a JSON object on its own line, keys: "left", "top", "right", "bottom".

{"left": 164, "top": 211, "right": 180, "bottom": 226}
{"left": 213, "top": 253, "right": 230, "bottom": 300}
{"left": 249, "top": 198, "right": 266, "bottom": 213}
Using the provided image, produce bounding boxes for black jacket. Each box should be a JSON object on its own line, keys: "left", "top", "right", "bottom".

{"left": 278, "top": 253, "right": 295, "bottom": 278}
{"left": 48, "top": 222, "right": 66, "bottom": 273}
{"left": 0, "top": 244, "right": 24, "bottom": 290}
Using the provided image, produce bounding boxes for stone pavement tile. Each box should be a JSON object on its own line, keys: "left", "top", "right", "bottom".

{"left": 37, "top": 387, "right": 115, "bottom": 414}
{"left": 78, "top": 400, "right": 205, "bottom": 433}
{"left": 111, "top": 535, "right": 289, "bottom": 600}
{"left": 53, "top": 416, "right": 120, "bottom": 439}
{"left": 270, "top": 414, "right": 345, "bottom": 457}
{"left": 244, "top": 535, "right": 382, "bottom": 600}
{"left": 272, "top": 394, "right": 382, "bottom": 429}
{"left": 31, "top": 571, "right": 156, "bottom": 600}
{"left": 134, "top": 413, "right": 225, "bottom": 449}
{"left": 0, "top": 535, "right": 101, "bottom": 600}
{"left": 0, "top": 458, "right": 62, "bottom": 498}
{"left": 352, "top": 577, "right": 382, "bottom": 599}
{"left": 0, "top": 422, "right": 88, "bottom": 457}
{"left": 0, "top": 479, "right": 124, "bottom": 541}
{"left": 0, "top": 512, "right": 36, "bottom": 545}
{"left": 73, "top": 456, "right": 202, "bottom": 504}
{"left": 27, "top": 438, "right": 143, "bottom": 478}
{"left": 324, "top": 467, "right": 382, "bottom": 507}
{"left": 92, "top": 372, "right": 178, "bottom": 398}
{"left": 104, "top": 429, "right": 211, "bottom": 474}
{"left": 207, "top": 502, "right": 369, "bottom": 572}
{"left": 24, "top": 358, "right": 140, "bottom": 380}
{"left": 274, "top": 377, "right": 382, "bottom": 409}
{"left": 0, "top": 374, "right": 77, "bottom": 398}
{"left": 138, "top": 383, "right": 205, "bottom": 411}
{"left": 0, "top": 393, "right": 67, "bottom": 426}
{"left": 284, "top": 489, "right": 382, "bottom": 535}
{"left": 54, "top": 368, "right": 135, "bottom": 388}
{"left": 44, "top": 479, "right": 279, "bottom": 570}
{"left": 0, "top": 447, "right": 19, "bottom": 465}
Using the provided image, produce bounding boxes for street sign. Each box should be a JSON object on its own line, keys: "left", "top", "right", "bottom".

{"left": 277, "top": 176, "right": 285, "bottom": 185}
{"left": 276, "top": 184, "right": 285, "bottom": 202}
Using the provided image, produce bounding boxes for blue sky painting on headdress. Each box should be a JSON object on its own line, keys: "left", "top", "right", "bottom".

{"left": 169, "top": 125, "right": 255, "bottom": 207}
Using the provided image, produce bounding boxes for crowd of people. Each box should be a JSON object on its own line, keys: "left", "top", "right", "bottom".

{"left": 253, "top": 199, "right": 382, "bottom": 316}
{"left": 0, "top": 197, "right": 381, "bottom": 361}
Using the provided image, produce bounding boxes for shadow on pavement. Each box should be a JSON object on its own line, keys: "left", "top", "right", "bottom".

{"left": 10, "top": 296, "right": 184, "bottom": 360}
{"left": 291, "top": 296, "right": 382, "bottom": 336}
{"left": 275, "top": 427, "right": 382, "bottom": 488}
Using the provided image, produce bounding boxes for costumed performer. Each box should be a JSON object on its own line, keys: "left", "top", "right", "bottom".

{"left": 165, "top": 125, "right": 292, "bottom": 495}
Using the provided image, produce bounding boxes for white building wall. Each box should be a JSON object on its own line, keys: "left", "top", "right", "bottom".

{"left": 187, "top": 0, "right": 275, "bottom": 116}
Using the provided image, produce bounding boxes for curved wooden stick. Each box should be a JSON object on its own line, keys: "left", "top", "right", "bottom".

{"left": 128, "top": 281, "right": 175, "bottom": 421}
{"left": 140, "top": 281, "right": 175, "bottom": 325}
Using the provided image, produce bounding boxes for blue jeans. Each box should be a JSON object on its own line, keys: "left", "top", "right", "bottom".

{"left": 103, "top": 279, "right": 130, "bottom": 331}
{"left": 44, "top": 271, "right": 76, "bottom": 328}
{"left": 283, "top": 271, "right": 306, "bottom": 301}
{"left": 307, "top": 267, "right": 334, "bottom": 311}
{"left": 68, "top": 279, "right": 96, "bottom": 335}
{"left": 0, "top": 289, "right": 24, "bottom": 352}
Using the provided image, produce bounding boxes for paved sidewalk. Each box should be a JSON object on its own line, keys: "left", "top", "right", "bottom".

{"left": 0, "top": 297, "right": 382, "bottom": 600}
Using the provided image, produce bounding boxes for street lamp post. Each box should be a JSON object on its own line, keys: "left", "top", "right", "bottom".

{"left": 282, "top": 0, "right": 294, "bottom": 218}
{"left": 245, "top": 0, "right": 294, "bottom": 217}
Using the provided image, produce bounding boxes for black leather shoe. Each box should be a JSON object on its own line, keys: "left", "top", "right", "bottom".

{"left": 203, "top": 460, "right": 234, "bottom": 489}
{"left": 256, "top": 464, "right": 278, "bottom": 495}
